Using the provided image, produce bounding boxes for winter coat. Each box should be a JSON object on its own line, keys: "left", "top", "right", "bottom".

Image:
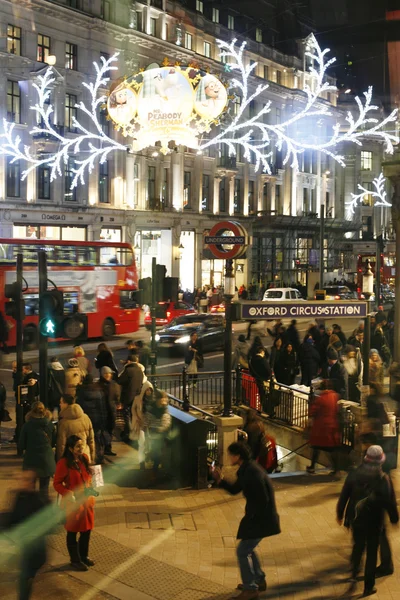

{"left": 299, "top": 343, "right": 321, "bottom": 386}
{"left": 18, "top": 410, "right": 56, "bottom": 478}
{"left": 99, "top": 377, "right": 120, "bottom": 431}
{"left": 342, "top": 352, "right": 363, "bottom": 403}
{"left": 144, "top": 401, "right": 172, "bottom": 438}
{"left": 76, "top": 383, "right": 109, "bottom": 432}
{"left": 56, "top": 403, "right": 95, "bottom": 462}
{"left": 22, "top": 370, "right": 40, "bottom": 406}
{"left": 270, "top": 347, "right": 284, "bottom": 382}
{"left": 75, "top": 356, "right": 91, "bottom": 376}
{"left": 220, "top": 460, "right": 280, "bottom": 540}
{"left": 372, "top": 327, "right": 391, "bottom": 362}
{"left": 53, "top": 456, "right": 95, "bottom": 532}
{"left": 117, "top": 362, "right": 144, "bottom": 406}
{"left": 249, "top": 354, "right": 271, "bottom": 382}
{"left": 94, "top": 350, "right": 118, "bottom": 376}
{"left": 280, "top": 350, "right": 298, "bottom": 386}
{"left": 322, "top": 360, "right": 348, "bottom": 399}
{"left": 308, "top": 389, "right": 340, "bottom": 449}
{"left": 286, "top": 324, "right": 300, "bottom": 352}
{"left": 130, "top": 380, "right": 153, "bottom": 439}
{"left": 48, "top": 362, "right": 66, "bottom": 410}
{"left": 369, "top": 358, "right": 384, "bottom": 387}
{"left": 337, "top": 463, "right": 399, "bottom": 530}
{"left": 64, "top": 366, "right": 83, "bottom": 398}
{"left": 232, "top": 340, "right": 250, "bottom": 369}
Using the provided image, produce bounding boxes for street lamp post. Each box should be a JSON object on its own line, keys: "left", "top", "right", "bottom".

{"left": 362, "top": 259, "right": 374, "bottom": 386}
{"left": 223, "top": 259, "right": 235, "bottom": 417}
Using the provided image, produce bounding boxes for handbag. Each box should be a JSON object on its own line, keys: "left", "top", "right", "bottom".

{"left": 90, "top": 464, "right": 104, "bottom": 488}
{"left": 186, "top": 359, "right": 198, "bottom": 375}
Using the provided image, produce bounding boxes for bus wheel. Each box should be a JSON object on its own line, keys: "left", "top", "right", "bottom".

{"left": 102, "top": 318, "right": 115, "bottom": 339}
{"left": 23, "top": 325, "right": 38, "bottom": 351}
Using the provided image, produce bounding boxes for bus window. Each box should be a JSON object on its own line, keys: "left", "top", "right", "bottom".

{"left": 56, "top": 246, "right": 77, "bottom": 265}
{"left": 63, "top": 291, "right": 79, "bottom": 314}
{"left": 116, "top": 247, "right": 134, "bottom": 266}
{"left": 24, "top": 294, "right": 39, "bottom": 316}
{"left": 120, "top": 290, "right": 138, "bottom": 309}
{"left": 77, "top": 247, "right": 97, "bottom": 266}
{"left": 100, "top": 246, "right": 118, "bottom": 265}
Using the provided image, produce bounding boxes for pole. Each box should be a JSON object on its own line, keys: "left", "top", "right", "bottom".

{"left": 376, "top": 234, "right": 382, "bottom": 309}
{"left": 38, "top": 250, "right": 48, "bottom": 406}
{"left": 319, "top": 203, "right": 325, "bottom": 290}
{"left": 15, "top": 253, "right": 24, "bottom": 446}
{"left": 223, "top": 259, "right": 235, "bottom": 417}
{"left": 150, "top": 256, "right": 157, "bottom": 376}
{"left": 363, "top": 299, "right": 371, "bottom": 385}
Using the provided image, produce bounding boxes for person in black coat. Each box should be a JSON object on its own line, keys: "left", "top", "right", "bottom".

{"left": 212, "top": 442, "right": 280, "bottom": 598}
{"left": 285, "top": 320, "right": 300, "bottom": 353}
{"left": 22, "top": 363, "right": 39, "bottom": 411}
{"left": 94, "top": 343, "right": 118, "bottom": 378}
{"left": 299, "top": 336, "right": 321, "bottom": 386}
{"left": 333, "top": 323, "right": 347, "bottom": 347}
{"left": 322, "top": 348, "right": 348, "bottom": 399}
{"left": 280, "top": 343, "right": 298, "bottom": 386}
{"left": 249, "top": 347, "right": 274, "bottom": 417}
{"left": 76, "top": 374, "right": 110, "bottom": 463}
{"left": 337, "top": 445, "right": 398, "bottom": 597}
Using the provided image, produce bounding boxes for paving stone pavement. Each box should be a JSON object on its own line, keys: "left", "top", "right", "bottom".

{"left": 1, "top": 438, "right": 400, "bottom": 599}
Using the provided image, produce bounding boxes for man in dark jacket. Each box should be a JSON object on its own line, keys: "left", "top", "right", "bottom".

{"left": 99, "top": 366, "right": 120, "bottom": 456}
{"left": 212, "top": 442, "right": 280, "bottom": 599}
{"left": 299, "top": 336, "right": 321, "bottom": 386}
{"left": 117, "top": 354, "right": 144, "bottom": 439}
{"left": 337, "top": 445, "right": 399, "bottom": 597}
{"left": 333, "top": 323, "right": 347, "bottom": 346}
{"left": 22, "top": 363, "right": 39, "bottom": 410}
{"left": 249, "top": 348, "right": 273, "bottom": 416}
{"left": 322, "top": 348, "right": 348, "bottom": 399}
{"left": 286, "top": 320, "right": 300, "bottom": 353}
{"left": 76, "top": 374, "right": 109, "bottom": 464}
{"left": 372, "top": 313, "right": 391, "bottom": 367}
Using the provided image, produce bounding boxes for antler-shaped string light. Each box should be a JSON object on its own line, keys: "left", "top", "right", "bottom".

{"left": 0, "top": 35, "right": 398, "bottom": 189}
{"left": 346, "top": 172, "right": 392, "bottom": 215}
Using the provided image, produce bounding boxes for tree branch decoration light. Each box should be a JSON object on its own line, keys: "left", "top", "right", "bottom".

{"left": 346, "top": 172, "right": 392, "bottom": 215}
{"left": 0, "top": 34, "right": 398, "bottom": 189}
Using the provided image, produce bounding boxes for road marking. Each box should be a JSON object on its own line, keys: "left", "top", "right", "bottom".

{"left": 0, "top": 369, "right": 13, "bottom": 372}
{"left": 156, "top": 352, "right": 223, "bottom": 370}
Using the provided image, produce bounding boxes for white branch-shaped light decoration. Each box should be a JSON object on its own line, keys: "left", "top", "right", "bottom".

{"left": 0, "top": 35, "right": 398, "bottom": 188}
{"left": 0, "top": 54, "right": 126, "bottom": 188}
{"left": 346, "top": 172, "right": 392, "bottom": 215}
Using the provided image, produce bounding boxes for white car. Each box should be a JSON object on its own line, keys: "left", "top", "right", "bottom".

{"left": 263, "top": 288, "right": 304, "bottom": 301}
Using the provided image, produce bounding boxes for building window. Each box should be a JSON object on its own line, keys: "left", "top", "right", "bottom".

{"left": 275, "top": 185, "right": 282, "bottom": 214}
{"left": 227, "top": 15, "right": 234, "bottom": 30}
{"left": 37, "top": 34, "right": 50, "bottom": 62}
{"left": 65, "top": 93, "right": 77, "bottom": 132}
{"left": 99, "top": 161, "right": 109, "bottom": 203}
{"left": 264, "top": 65, "right": 269, "bottom": 80}
{"left": 219, "top": 177, "right": 226, "bottom": 212}
{"left": 162, "top": 168, "right": 169, "bottom": 207}
{"left": 38, "top": 165, "right": 51, "bottom": 200}
{"left": 65, "top": 42, "right": 78, "bottom": 70}
{"left": 7, "top": 81, "right": 21, "bottom": 123}
{"left": 67, "top": 0, "right": 81, "bottom": 7}
{"left": 233, "top": 95, "right": 241, "bottom": 116}
{"left": 102, "top": 0, "right": 110, "bottom": 20}
{"left": 100, "top": 50, "right": 110, "bottom": 62}
{"left": 256, "top": 28, "right": 262, "bottom": 43}
{"left": 362, "top": 182, "right": 374, "bottom": 206}
{"left": 202, "top": 174, "right": 210, "bottom": 211}
{"left": 64, "top": 159, "right": 77, "bottom": 202}
{"left": 276, "top": 70, "right": 282, "bottom": 85}
{"left": 150, "top": 17, "right": 157, "bottom": 36}
{"left": 248, "top": 180, "right": 255, "bottom": 214}
{"left": 361, "top": 151, "right": 372, "bottom": 170}
{"left": 99, "top": 107, "right": 109, "bottom": 135}
{"left": 133, "top": 163, "right": 139, "bottom": 207}
{"left": 7, "top": 25, "right": 21, "bottom": 55}
{"left": 212, "top": 8, "right": 219, "bottom": 23}
{"left": 250, "top": 59, "right": 256, "bottom": 73}
{"left": 6, "top": 157, "right": 20, "bottom": 198}
{"left": 196, "top": 0, "right": 203, "bottom": 13}
{"left": 234, "top": 179, "right": 242, "bottom": 214}
{"left": 204, "top": 42, "right": 211, "bottom": 58}
{"left": 220, "top": 52, "right": 228, "bottom": 64}
{"left": 184, "top": 32, "right": 192, "bottom": 50}
{"left": 184, "top": 171, "right": 191, "bottom": 208}
{"left": 148, "top": 166, "right": 156, "bottom": 209}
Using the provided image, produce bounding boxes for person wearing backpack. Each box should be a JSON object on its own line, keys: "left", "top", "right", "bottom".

{"left": 336, "top": 445, "right": 399, "bottom": 597}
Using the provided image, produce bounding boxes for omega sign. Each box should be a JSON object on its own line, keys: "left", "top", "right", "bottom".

{"left": 42, "top": 214, "right": 66, "bottom": 221}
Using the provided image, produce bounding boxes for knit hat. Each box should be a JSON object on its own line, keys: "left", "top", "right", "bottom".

{"left": 327, "top": 348, "right": 339, "bottom": 360}
{"left": 101, "top": 366, "right": 113, "bottom": 375}
{"left": 364, "top": 445, "right": 386, "bottom": 465}
{"left": 375, "top": 312, "right": 387, "bottom": 325}
{"left": 238, "top": 335, "right": 246, "bottom": 343}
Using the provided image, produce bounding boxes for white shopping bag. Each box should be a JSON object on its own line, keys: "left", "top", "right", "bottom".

{"left": 90, "top": 464, "right": 105, "bottom": 488}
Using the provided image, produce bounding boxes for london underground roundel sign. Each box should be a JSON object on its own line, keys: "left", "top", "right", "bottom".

{"left": 204, "top": 221, "right": 248, "bottom": 259}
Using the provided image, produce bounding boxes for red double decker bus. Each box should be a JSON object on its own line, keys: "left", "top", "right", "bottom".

{"left": 0, "top": 238, "right": 140, "bottom": 348}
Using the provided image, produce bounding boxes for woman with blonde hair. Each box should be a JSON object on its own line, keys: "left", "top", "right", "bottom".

{"left": 369, "top": 349, "right": 384, "bottom": 387}
{"left": 73, "top": 346, "right": 91, "bottom": 376}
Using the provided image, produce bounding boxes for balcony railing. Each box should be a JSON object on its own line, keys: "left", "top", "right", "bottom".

{"left": 217, "top": 156, "right": 237, "bottom": 170}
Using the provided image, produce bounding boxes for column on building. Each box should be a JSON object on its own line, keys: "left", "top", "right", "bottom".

{"left": 213, "top": 172, "right": 220, "bottom": 214}
{"left": 194, "top": 154, "right": 203, "bottom": 212}
{"left": 242, "top": 162, "right": 249, "bottom": 216}
{"left": 171, "top": 148, "right": 184, "bottom": 211}
{"left": 195, "top": 229, "right": 204, "bottom": 290}
{"left": 228, "top": 174, "right": 235, "bottom": 216}
{"left": 315, "top": 151, "right": 322, "bottom": 217}
{"left": 125, "top": 152, "right": 135, "bottom": 209}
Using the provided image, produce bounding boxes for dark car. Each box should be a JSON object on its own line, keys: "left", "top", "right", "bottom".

{"left": 320, "top": 286, "right": 354, "bottom": 300}
{"left": 144, "top": 301, "right": 196, "bottom": 329}
{"left": 155, "top": 314, "right": 225, "bottom": 354}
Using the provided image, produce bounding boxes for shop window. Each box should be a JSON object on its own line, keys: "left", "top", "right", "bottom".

{"left": 67, "top": 0, "right": 81, "bottom": 7}
{"left": 65, "top": 42, "right": 78, "bottom": 70}
{"left": 100, "top": 228, "right": 121, "bottom": 242}
{"left": 65, "top": 93, "right": 78, "bottom": 132}
{"left": 62, "top": 227, "right": 85, "bottom": 241}
{"left": 147, "top": 166, "right": 156, "bottom": 209}
{"left": 212, "top": 8, "right": 219, "bottom": 23}
{"left": 276, "top": 70, "right": 282, "bottom": 85}
{"left": 6, "top": 157, "right": 20, "bottom": 198}
{"left": 264, "top": 65, "right": 269, "bottom": 80}
{"left": 64, "top": 158, "right": 77, "bottom": 202}
{"left": 184, "top": 32, "right": 192, "bottom": 50}
{"left": 38, "top": 165, "right": 51, "bottom": 200}
{"left": 248, "top": 180, "right": 255, "bottom": 214}
{"left": 99, "top": 160, "right": 109, "bottom": 203}
{"left": 219, "top": 177, "right": 226, "bottom": 212}
{"left": 7, "top": 80, "right": 21, "bottom": 123}
{"left": 184, "top": 171, "right": 192, "bottom": 209}
{"left": 37, "top": 34, "right": 50, "bottom": 62}
{"left": 204, "top": 42, "right": 211, "bottom": 58}
{"left": 7, "top": 25, "right": 21, "bottom": 55}
{"left": 234, "top": 179, "right": 242, "bottom": 214}
{"left": 202, "top": 174, "right": 210, "bottom": 211}
{"left": 361, "top": 151, "right": 372, "bottom": 170}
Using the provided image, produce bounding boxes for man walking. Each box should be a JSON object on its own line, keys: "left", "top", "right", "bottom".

{"left": 117, "top": 354, "right": 144, "bottom": 440}
{"left": 212, "top": 442, "right": 280, "bottom": 599}
{"left": 336, "top": 445, "right": 398, "bottom": 597}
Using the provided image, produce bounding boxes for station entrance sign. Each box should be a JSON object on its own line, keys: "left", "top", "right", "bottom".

{"left": 241, "top": 301, "right": 368, "bottom": 320}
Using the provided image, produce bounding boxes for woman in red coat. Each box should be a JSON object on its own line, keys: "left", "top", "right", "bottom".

{"left": 306, "top": 381, "right": 340, "bottom": 475}
{"left": 53, "top": 435, "right": 96, "bottom": 571}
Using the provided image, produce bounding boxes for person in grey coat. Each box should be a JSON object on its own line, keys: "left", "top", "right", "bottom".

{"left": 212, "top": 442, "right": 280, "bottom": 599}
{"left": 117, "top": 354, "right": 144, "bottom": 439}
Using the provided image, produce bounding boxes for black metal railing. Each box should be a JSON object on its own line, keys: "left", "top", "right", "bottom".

{"left": 150, "top": 369, "right": 237, "bottom": 407}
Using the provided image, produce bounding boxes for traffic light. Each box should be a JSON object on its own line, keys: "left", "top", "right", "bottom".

{"left": 39, "top": 289, "right": 87, "bottom": 341}
{"left": 5, "top": 282, "right": 25, "bottom": 321}
{"left": 154, "top": 264, "right": 167, "bottom": 302}
{"left": 138, "top": 278, "right": 152, "bottom": 305}
{"left": 163, "top": 277, "right": 179, "bottom": 302}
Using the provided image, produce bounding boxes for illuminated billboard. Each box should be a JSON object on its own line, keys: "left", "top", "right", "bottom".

{"left": 106, "top": 65, "right": 228, "bottom": 152}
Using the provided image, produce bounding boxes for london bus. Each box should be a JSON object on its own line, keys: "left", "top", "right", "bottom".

{"left": 0, "top": 239, "right": 140, "bottom": 349}
{"left": 356, "top": 252, "right": 395, "bottom": 295}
